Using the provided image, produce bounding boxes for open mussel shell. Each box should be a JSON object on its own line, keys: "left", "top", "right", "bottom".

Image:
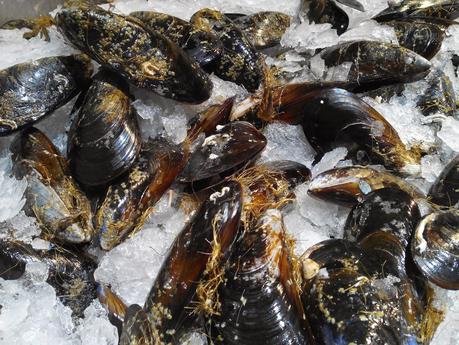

{"left": 0, "top": 240, "right": 96, "bottom": 318}
{"left": 68, "top": 70, "right": 141, "bottom": 188}
{"left": 308, "top": 166, "right": 424, "bottom": 206}
{"left": 0, "top": 54, "right": 93, "bottom": 135}
{"left": 321, "top": 40, "right": 431, "bottom": 90}
{"left": 97, "top": 139, "right": 186, "bottom": 251}
{"left": 228, "top": 11, "right": 291, "bottom": 49}
{"left": 344, "top": 187, "right": 421, "bottom": 247}
{"left": 277, "top": 88, "right": 420, "bottom": 173}
{"left": 411, "top": 210, "right": 459, "bottom": 289}
{"left": 417, "top": 69, "right": 457, "bottom": 116}
{"left": 12, "top": 127, "right": 94, "bottom": 244}
{"left": 136, "top": 181, "right": 242, "bottom": 344}
{"left": 56, "top": 4, "right": 212, "bottom": 103}
{"left": 308, "top": 0, "right": 349, "bottom": 35}
{"left": 178, "top": 121, "right": 267, "bottom": 183}
{"left": 429, "top": 155, "right": 459, "bottom": 207}
{"left": 129, "top": 11, "right": 223, "bottom": 67}
{"left": 190, "top": 9, "right": 263, "bottom": 92}
{"left": 212, "top": 209, "right": 311, "bottom": 345}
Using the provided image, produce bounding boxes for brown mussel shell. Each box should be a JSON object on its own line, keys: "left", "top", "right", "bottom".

{"left": 0, "top": 240, "right": 96, "bottom": 318}
{"left": 56, "top": 4, "right": 212, "bottom": 103}
{"left": 190, "top": 9, "right": 263, "bottom": 92}
{"left": 67, "top": 70, "right": 141, "bottom": 188}
{"left": 129, "top": 11, "right": 223, "bottom": 67}
{"left": 178, "top": 121, "right": 267, "bottom": 183}
{"left": 134, "top": 181, "right": 242, "bottom": 344}
{"left": 276, "top": 88, "right": 420, "bottom": 173}
{"left": 344, "top": 187, "right": 421, "bottom": 247}
{"left": 308, "top": 166, "right": 425, "bottom": 206}
{"left": 97, "top": 139, "right": 186, "bottom": 251}
{"left": 0, "top": 54, "right": 92, "bottom": 135}
{"left": 229, "top": 11, "right": 291, "bottom": 49}
{"left": 429, "top": 155, "right": 459, "bottom": 207}
{"left": 412, "top": 210, "right": 459, "bottom": 289}
{"left": 321, "top": 40, "right": 431, "bottom": 90}
{"left": 212, "top": 210, "right": 311, "bottom": 345}
{"left": 11, "top": 127, "right": 94, "bottom": 244}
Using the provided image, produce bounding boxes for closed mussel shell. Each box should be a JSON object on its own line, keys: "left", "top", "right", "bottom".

{"left": 56, "top": 4, "right": 212, "bottom": 103}
{"left": 68, "top": 70, "right": 141, "bottom": 188}
{"left": 417, "top": 69, "right": 457, "bottom": 116}
{"left": 308, "top": 0, "right": 349, "bottom": 35}
{"left": 0, "top": 54, "right": 92, "bottom": 135}
{"left": 411, "top": 210, "right": 459, "bottom": 289}
{"left": 374, "top": 1, "right": 459, "bottom": 22}
{"left": 429, "top": 155, "right": 459, "bottom": 207}
{"left": 12, "top": 127, "right": 94, "bottom": 244}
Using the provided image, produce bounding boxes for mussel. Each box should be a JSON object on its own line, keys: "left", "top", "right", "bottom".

{"left": 190, "top": 9, "right": 263, "bottom": 92}
{"left": 321, "top": 40, "right": 431, "bottom": 90}
{"left": 276, "top": 88, "right": 421, "bottom": 173}
{"left": 56, "top": 3, "right": 212, "bottom": 103}
{"left": 344, "top": 187, "right": 421, "bottom": 247}
{"left": 120, "top": 181, "right": 243, "bottom": 344}
{"left": 129, "top": 11, "right": 223, "bottom": 67}
{"left": 412, "top": 210, "right": 459, "bottom": 289}
{"left": 307, "top": 0, "right": 350, "bottom": 35}
{"left": 308, "top": 166, "right": 424, "bottom": 206}
{"left": 211, "top": 210, "right": 311, "bottom": 345}
{"left": 417, "top": 69, "right": 457, "bottom": 116}
{"left": 67, "top": 70, "right": 141, "bottom": 188}
{"left": 373, "top": 0, "right": 459, "bottom": 22}
{"left": 429, "top": 155, "right": 459, "bottom": 206}
{"left": 0, "top": 54, "right": 92, "bottom": 135}
{"left": 0, "top": 240, "right": 96, "bottom": 318}
{"left": 11, "top": 127, "right": 94, "bottom": 244}
{"left": 226, "top": 11, "right": 291, "bottom": 49}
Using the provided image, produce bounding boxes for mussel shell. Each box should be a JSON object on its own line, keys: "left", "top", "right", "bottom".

{"left": 179, "top": 121, "right": 267, "bottom": 183}
{"left": 321, "top": 40, "right": 431, "bottom": 90}
{"left": 0, "top": 54, "right": 92, "bottom": 135}
{"left": 119, "top": 304, "right": 153, "bottom": 345}
{"left": 140, "top": 181, "right": 242, "bottom": 344}
{"left": 212, "top": 210, "right": 310, "bottom": 345}
{"left": 417, "top": 69, "right": 457, "bottom": 116}
{"left": 96, "top": 139, "right": 186, "bottom": 251}
{"left": 229, "top": 11, "right": 291, "bottom": 49}
{"left": 56, "top": 4, "right": 212, "bottom": 103}
{"left": 68, "top": 70, "right": 141, "bottom": 187}
{"left": 308, "top": 166, "right": 424, "bottom": 206}
{"left": 12, "top": 127, "right": 94, "bottom": 244}
{"left": 411, "top": 210, "right": 459, "bottom": 289}
{"left": 129, "top": 11, "right": 223, "bottom": 67}
{"left": 344, "top": 187, "right": 421, "bottom": 247}
{"left": 429, "top": 155, "right": 459, "bottom": 207}
{"left": 374, "top": 1, "right": 459, "bottom": 22}
{"left": 280, "top": 88, "right": 420, "bottom": 173}
{"left": 259, "top": 160, "right": 311, "bottom": 189}
{"left": 387, "top": 19, "right": 446, "bottom": 60}
{"left": 0, "top": 240, "right": 96, "bottom": 318}
{"left": 308, "top": 0, "right": 349, "bottom": 35}
{"left": 190, "top": 9, "right": 263, "bottom": 92}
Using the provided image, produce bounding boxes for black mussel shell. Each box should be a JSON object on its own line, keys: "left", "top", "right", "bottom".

{"left": 179, "top": 121, "right": 267, "bottom": 183}
{"left": 12, "top": 127, "right": 94, "bottom": 244}
{"left": 429, "top": 155, "right": 459, "bottom": 207}
{"left": 0, "top": 240, "right": 96, "bottom": 318}
{"left": 68, "top": 70, "right": 141, "bottom": 188}
{"left": 387, "top": 19, "right": 446, "bottom": 60}
{"left": 359, "top": 83, "right": 406, "bottom": 102}
{"left": 56, "top": 4, "right": 212, "bottom": 103}
{"left": 0, "top": 54, "right": 92, "bottom": 135}
{"left": 259, "top": 160, "right": 311, "bottom": 188}
{"left": 308, "top": 0, "right": 349, "bottom": 35}
{"left": 308, "top": 166, "right": 424, "bottom": 207}
{"left": 277, "top": 88, "right": 420, "bottom": 173}
{"left": 229, "top": 11, "right": 291, "bottom": 49}
{"left": 418, "top": 69, "right": 457, "bottom": 116}
{"left": 411, "top": 210, "right": 459, "bottom": 289}
{"left": 129, "top": 11, "right": 223, "bottom": 67}
{"left": 190, "top": 9, "right": 263, "bottom": 92}
{"left": 374, "top": 1, "right": 459, "bottom": 22}
{"left": 137, "top": 181, "right": 242, "bottom": 344}
{"left": 321, "top": 40, "right": 431, "bottom": 90}
{"left": 212, "top": 210, "right": 311, "bottom": 345}
{"left": 344, "top": 187, "right": 421, "bottom": 247}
